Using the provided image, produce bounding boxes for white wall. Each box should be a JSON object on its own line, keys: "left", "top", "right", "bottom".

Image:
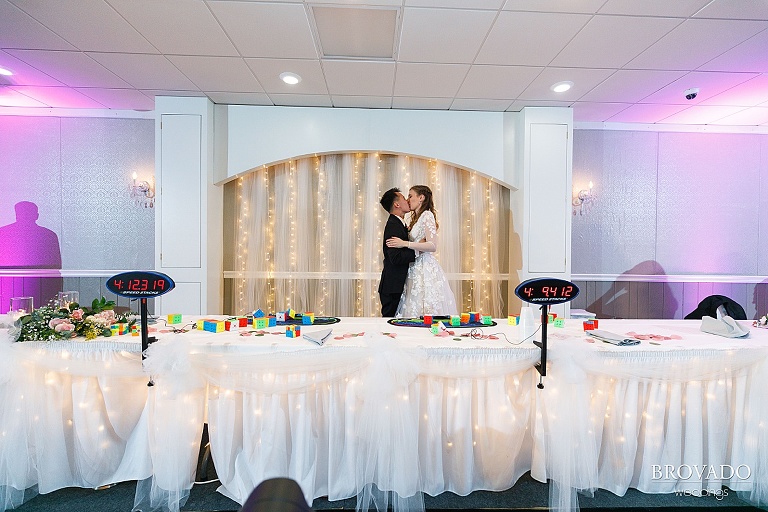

{"left": 218, "top": 105, "right": 514, "bottom": 188}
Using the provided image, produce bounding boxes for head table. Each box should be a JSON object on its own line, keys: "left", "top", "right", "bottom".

{"left": 1, "top": 317, "right": 766, "bottom": 512}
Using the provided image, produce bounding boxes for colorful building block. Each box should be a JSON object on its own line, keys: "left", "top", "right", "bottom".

{"left": 203, "top": 320, "right": 225, "bottom": 333}
{"left": 167, "top": 314, "right": 182, "bottom": 324}
{"left": 237, "top": 317, "right": 249, "bottom": 327}
{"left": 430, "top": 323, "right": 440, "bottom": 335}
{"left": 423, "top": 314, "right": 433, "bottom": 326}
{"left": 460, "top": 313, "right": 470, "bottom": 324}
{"left": 450, "top": 315, "right": 460, "bottom": 326}
{"left": 508, "top": 315, "right": 519, "bottom": 325}
{"left": 287, "top": 308, "right": 297, "bottom": 319}
{"left": 481, "top": 315, "right": 493, "bottom": 325}
{"left": 110, "top": 324, "right": 119, "bottom": 336}
{"left": 118, "top": 323, "right": 129, "bottom": 335}
{"left": 268, "top": 316, "right": 276, "bottom": 327}
{"left": 254, "top": 317, "right": 268, "bottom": 329}
{"left": 131, "top": 324, "right": 140, "bottom": 336}
{"left": 547, "top": 314, "right": 554, "bottom": 323}
{"left": 276, "top": 311, "right": 287, "bottom": 322}
{"left": 469, "top": 312, "right": 479, "bottom": 323}
{"left": 554, "top": 318, "right": 565, "bottom": 328}
{"left": 302, "top": 312, "right": 314, "bottom": 325}
{"left": 253, "top": 308, "right": 266, "bottom": 318}
{"left": 285, "top": 325, "right": 302, "bottom": 338}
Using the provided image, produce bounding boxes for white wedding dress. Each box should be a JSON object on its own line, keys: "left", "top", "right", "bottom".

{"left": 395, "top": 211, "right": 458, "bottom": 318}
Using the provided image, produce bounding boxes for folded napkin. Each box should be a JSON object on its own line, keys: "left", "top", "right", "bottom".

{"left": 303, "top": 328, "right": 333, "bottom": 345}
{"left": 700, "top": 315, "right": 749, "bottom": 338}
{"left": 587, "top": 329, "right": 640, "bottom": 346}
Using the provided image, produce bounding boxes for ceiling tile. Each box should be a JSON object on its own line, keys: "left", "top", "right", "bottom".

{"left": 206, "top": 91, "right": 273, "bottom": 106}
{"left": 398, "top": 7, "right": 496, "bottom": 64}
{"left": 392, "top": 96, "right": 452, "bottom": 109}
{"left": 640, "top": 71, "right": 758, "bottom": 105}
{"left": 142, "top": 90, "right": 207, "bottom": 99}
{"left": 167, "top": 55, "right": 264, "bottom": 93}
{"left": 0, "top": 0, "right": 76, "bottom": 50}
{"left": 709, "top": 107, "right": 768, "bottom": 126}
{"left": 571, "top": 101, "right": 632, "bottom": 122}
{"left": 311, "top": 0, "right": 401, "bottom": 5}
{"left": 409, "top": 0, "right": 503, "bottom": 7}
{"left": 5, "top": 49, "right": 130, "bottom": 88}
{"left": 107, "top": 0, "right": 238, "bottom": 56}
{"left": 477, "top": 11, "right": 590, "bottom": 67}
{"left": 87, "top": 53, "right": 199, "bottom": 90}
{"left": 450, "top": 98, "right": 513, "bottom": 111}
{"left": 322, "top": 60, "right": 395, "bottom": 96}
{"left": 579, "top": 69, "right": 686, "bottom": 103}
{"left": 313, "top": 6, "right": 397, "bottom": 59}
{"left": 518, "top": 67, "right": 614, "bottom": 102}
{"left": 698, "top": 29, "right": 768, "bottom": 73}
{"left": 9, "top": 0, "right": 157, "bottom": 53}
{"left": 701, "top": 74, "right": 768, "bottom": 107}
{"left": 507, "top": 99, "right": 573, "bottom": 111}
{"left": 9, "top": 85, "right": 106, "bottom": 108}
{"left": 332, "top": 95, "right": 393, "bottom": 108}
{"left": 607, "top": 103, "right": 690, "bottom": 123}
{"left": 659, "top": 104, "right": 748, "bottom": 124}
{"left": 0, "top": 86, "right": 51, "bottom": 107}
{"left": 208, "top": 2, "right": 318, "bottom": 59}
{"left": 502, "top": 0, "right": 605, "bottom": 14}
{"left": 268, "top": 93, "right": 332, "bottom": 107}
{"left": 627, "top": 19, "right": 768, "bottom": 70}
{"left": 457, "top": 65, "right": 541, "bottom": 99}
{"left": 693, "top": 0, "right": 768, "bottom": 20}
{"left": 551, "top": 15, "right": 682, "bottom": 69}
{"left": 598, "top": 0, "right": 710, "bottom": 17}
{"left": 245, "top": 58, "right": 328, "bottom": 95}
{"left": 74, "top": 87, "right": 155, "bottom": 110}
{"left": 0, "top": 50, "right": 64, "bottom": 86}
{"left": 394, "top": 62, "right": 469, "bottom": 97}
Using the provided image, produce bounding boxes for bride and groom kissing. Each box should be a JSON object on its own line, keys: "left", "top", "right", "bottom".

{"left": 378, "top": 186, "right": 458, "bottom": 318}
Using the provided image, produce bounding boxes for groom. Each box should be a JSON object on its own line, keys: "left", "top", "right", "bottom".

{"left": 378, "top": 188, "right": 416, "bottom": 317}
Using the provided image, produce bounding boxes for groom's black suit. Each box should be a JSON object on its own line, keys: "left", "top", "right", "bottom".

{"left": 379, "top": 214, "right": 416, "bottom": 317}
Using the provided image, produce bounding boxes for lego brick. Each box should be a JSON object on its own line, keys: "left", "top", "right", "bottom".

{"left": 167, "top": 314, "right": 182, "bottom": 324}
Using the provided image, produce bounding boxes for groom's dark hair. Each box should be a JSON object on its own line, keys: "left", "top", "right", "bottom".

{"left": 379, "top": 187, "right": 401, "bottom": 213}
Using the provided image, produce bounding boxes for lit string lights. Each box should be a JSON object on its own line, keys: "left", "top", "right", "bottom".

{"left": 316, "top": 156, "right": 327, "bottom": 315}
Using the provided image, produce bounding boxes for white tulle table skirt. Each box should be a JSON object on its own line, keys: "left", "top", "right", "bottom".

{"left": 2, "top": 318, "right": 768, "bottom": 512}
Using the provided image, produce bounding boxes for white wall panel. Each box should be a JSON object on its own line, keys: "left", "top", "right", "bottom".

{"left": 160, "top": 114, "right": 202, "bottom": 268}
{"left": 528, "top": 123, "right": 568, "bottom": 274}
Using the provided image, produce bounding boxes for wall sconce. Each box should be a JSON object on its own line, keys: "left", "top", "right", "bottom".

{"left": 130, "top": 172, "right": 155, "bottom": 208}
{"left": 572, "top": 181, "right": 594, "bottom": 215}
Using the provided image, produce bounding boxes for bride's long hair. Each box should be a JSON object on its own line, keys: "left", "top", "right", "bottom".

{"left": 408, "top": 185, "right": 439, "bottom": 231}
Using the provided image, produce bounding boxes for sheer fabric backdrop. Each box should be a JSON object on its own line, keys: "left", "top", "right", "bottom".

{"left": 227, "top": 153, "right": 510, "bottom": 317}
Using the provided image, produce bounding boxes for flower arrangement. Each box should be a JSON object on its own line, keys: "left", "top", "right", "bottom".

{"left": 13, "top": 297, "right": 134, "bottom": 342}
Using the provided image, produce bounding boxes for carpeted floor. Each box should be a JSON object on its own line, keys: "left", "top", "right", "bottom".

{"left": 11, "top": 473, "right": 761, "bottom": 512}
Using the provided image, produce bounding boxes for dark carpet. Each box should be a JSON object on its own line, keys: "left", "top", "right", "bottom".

{"left": 11, "top": 473, "right": 760, "bottom": 512}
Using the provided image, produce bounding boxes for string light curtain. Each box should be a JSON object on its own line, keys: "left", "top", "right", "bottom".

{"left": 228, "top": 153, "right": 509, "bottom": 317}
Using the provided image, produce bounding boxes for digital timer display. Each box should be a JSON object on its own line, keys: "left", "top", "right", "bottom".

{"left": 106, "top": 271, "right": 175, "bottom": 298}
{"left": 514, "top": 277, "right": 580, "bottom": 304}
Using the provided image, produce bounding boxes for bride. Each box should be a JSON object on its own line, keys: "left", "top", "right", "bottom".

{"left": 386, "top": 185, "right": 458, "bottom": 318}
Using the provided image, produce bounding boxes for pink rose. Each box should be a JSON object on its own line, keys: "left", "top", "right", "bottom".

{"left": 55, "top": 322, "right": 75, "bottom": 332}
{"left": 71, "top": 309, "right": 84, "bottom": 320}
{"left": 49, "top": 318, "right": 67, "bottom": 328}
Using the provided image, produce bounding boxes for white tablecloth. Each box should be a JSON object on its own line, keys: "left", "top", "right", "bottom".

{"left": 2, "top": 317, "right": 767, "bottom": 512}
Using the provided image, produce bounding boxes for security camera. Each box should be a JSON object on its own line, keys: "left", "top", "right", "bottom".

{"left": 684, "top": 88, "right": 699, "bottom": 100}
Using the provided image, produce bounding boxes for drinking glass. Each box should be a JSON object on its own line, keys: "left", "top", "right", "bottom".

{"left": 9, "top": 297, "right": 34, "bottom": 320}
{"left": 58, "top": 291, "right": 80, "bottom": 309}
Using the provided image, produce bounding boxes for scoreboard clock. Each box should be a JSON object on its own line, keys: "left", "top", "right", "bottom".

{"left": 106, "top": 270, "right": 175, "bottom": 386}
{"left": 514, "top": 277, "right": 580, "bottom": 388}
{"left": 106, "top": 271, "right": 175, "bottom": 297}
{"left": 515, "top": 277, "right": 579, "bottom": 304}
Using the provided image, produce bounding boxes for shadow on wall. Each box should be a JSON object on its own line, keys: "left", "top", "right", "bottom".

{"left": 587, "top": 260, "right": 679, "bottom": 319}
{"left": 753, "top": 279, "right": 768, "bottom": 321}
{"left": 0, "top": 201, "right": 62, "bottom": 313}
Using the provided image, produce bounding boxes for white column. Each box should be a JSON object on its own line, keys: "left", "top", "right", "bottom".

{"left": 506, "top": 107, "right": 574, "bottom": 318}
{"left": 154, "top": 97, "right": 222, "bottom": 315}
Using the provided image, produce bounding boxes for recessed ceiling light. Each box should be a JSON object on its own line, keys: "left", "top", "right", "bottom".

{"left": 550, "top": 81, "right": 573, "bottom": 93}
{"left": 0, "top": 67, "right": 13, "bottom": 76}
{"left": 279, "top": 72, "right": 301, "bottom": 85}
